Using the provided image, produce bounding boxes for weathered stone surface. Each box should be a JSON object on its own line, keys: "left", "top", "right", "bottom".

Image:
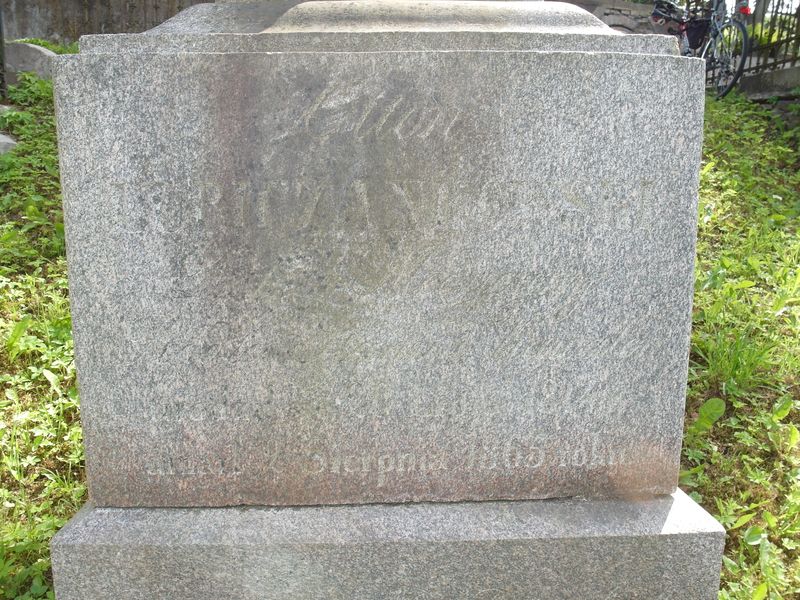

{"left": 740, "top": 65, "right": 800, "bottom": 99}
{"left": 53, "top": 4, "right": 705, "bottom": 507}
{"left": 163, "top": 0, "right": 636, "bottom": 33}
{"left": 51, "top": 490, "right": 724, "bottom": 600}
{"left": 0, "top": 133, "right": 18, "bottom": 154}
{"left": 79, "top": 0, "right": 679, "bottom": 54}
{"left": 5, "top": 41, "right": 56, "bottom": 83}
{"left": 0, "top": 0, "right": 207, "bottom": 42}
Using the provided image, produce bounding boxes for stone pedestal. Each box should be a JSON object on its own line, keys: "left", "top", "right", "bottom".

{"left": 51, "top": 1, "right": 722, "bottom": 597}
{"left": 53, "top": 491, "right": 723, "bottom": 600}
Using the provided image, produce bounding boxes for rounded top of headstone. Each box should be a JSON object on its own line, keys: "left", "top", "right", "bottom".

{"left": 78, "top": 0, "right": 679, "bottom": 56}
{"left": 149, "top": 0, "right": 611, "bottom": 35}
{"left": 258, "top": 1, "right": 604, "bottom": 33}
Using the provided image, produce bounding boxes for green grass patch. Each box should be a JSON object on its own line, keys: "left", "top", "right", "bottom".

{"left": 12, "top": 40, "right": 79, "bottom": 56}
{"left": 0, "top": 74, "right": 65, "bottom": 276}
{"left": 684, "top": 93, "right": 800, "bottom": 599}
{"left": 0, "top": 75, "right": 797, "bottom": 599}
{"left": 0, "top": 75, "right": 83, "bottom": 600}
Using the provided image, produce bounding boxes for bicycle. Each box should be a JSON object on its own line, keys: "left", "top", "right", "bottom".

{"left": 651, "top": 0, "right": 751, "bottom": 98}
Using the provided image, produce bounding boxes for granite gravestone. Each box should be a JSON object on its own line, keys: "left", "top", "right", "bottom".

{"left": 59, "top": 0, "right": 691, "bottom": 508}
{"left": 51, "top": 1, "right": 725, "bottom": 598}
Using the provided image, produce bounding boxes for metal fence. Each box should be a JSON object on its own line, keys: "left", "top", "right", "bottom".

{"left": 740, "top": 0, "right": 799, "bottom": 74}
{"left": 684, "top": 0, "right": 799, "bottom": 74}
{"left": 0, "top": 4, "right": 6, "bottom": 101}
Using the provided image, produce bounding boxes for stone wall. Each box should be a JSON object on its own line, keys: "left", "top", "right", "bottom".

{"left": 740, "top": 66, "right": 800, "bottom": 102}
{"left": 0, "top": 0, "right": 207, "bottom": 42}
{"left": 575, "top": 0, "right": 655, "bottom": 34}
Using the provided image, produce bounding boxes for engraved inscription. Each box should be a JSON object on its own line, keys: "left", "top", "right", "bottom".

{"left": 142, "top": 435, "right": 664, "bottom": 480}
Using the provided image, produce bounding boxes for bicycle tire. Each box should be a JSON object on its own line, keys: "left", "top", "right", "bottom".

{"left": 701, "top": 19, "right": 749, "bottom": 98}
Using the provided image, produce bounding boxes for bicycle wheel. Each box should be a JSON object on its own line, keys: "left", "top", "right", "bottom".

{"left": 701, "top": 20, "right": 749, "bottom": 98}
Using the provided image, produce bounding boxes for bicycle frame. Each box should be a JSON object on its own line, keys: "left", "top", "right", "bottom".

{"left": 705, "top": 0, "right": 729, "bottom": 52}
{"left": 652, "top": 0, "right": 750, "bottom": 96}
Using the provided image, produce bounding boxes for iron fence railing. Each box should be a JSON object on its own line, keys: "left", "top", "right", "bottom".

{"left": 687, "top": 0, "right": 800, "bottom": 75}
{"left": 0, "top": 4, "right": 6, "bottom": 101}
{"left": 740, "top": 0, "right": 800, "bottom": 74}
{"left": 687, "top": 0, "right": 800, "bottom": 74}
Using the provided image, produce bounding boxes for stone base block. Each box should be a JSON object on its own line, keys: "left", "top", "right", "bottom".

{"left": 52, "top": 490, "right": 724, "bottom": 599}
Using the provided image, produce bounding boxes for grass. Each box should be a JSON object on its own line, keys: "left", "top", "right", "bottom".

{"left": 0, "top": 74, "right": 83, "bottom": 600}
{"left": 11, "top": 40, "right": 79, "bottom": 56}
{"left": 683, "top": 93, "right": 800, "bottom": 599}
{"left": 0, "top": 73, "right": 797, "bottom": 599}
